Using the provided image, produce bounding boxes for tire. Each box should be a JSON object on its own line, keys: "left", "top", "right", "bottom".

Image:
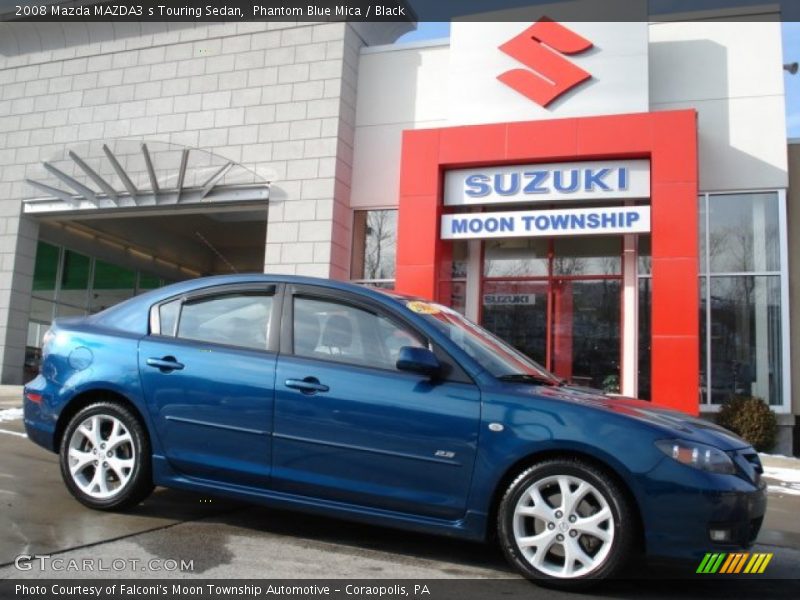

{"left": 497, "top": 458, "right": 636, "bottom": 589}
{"left": 59, "top": 401, "right": 154, "bottom": 510}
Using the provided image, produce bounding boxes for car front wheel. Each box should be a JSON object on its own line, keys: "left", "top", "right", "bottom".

{"left": 59, "top": 401, "right": 153, "bottom": 510}
{"left": 497, "top": 458, "right": 636, "bottom": 588}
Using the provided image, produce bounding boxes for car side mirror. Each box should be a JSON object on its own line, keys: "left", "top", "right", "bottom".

{"left": 396, "top": 346, "right": 440, "bottom": 378}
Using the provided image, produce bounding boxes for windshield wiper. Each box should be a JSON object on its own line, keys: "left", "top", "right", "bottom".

{"left": 497, "top": 373, "right": 566, "bottom": 386}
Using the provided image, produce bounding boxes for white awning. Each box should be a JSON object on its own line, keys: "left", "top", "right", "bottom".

{"left": 23, "top": 140, "right": 270, "bottom": 215}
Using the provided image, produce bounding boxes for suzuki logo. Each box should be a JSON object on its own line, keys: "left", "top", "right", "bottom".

{"left": 498, "top": 18, "right": 593, "bottom": 108}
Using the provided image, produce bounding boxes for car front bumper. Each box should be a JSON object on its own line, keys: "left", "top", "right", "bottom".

{"left": 640, "top": 455, "right": 767, "bottom": 562}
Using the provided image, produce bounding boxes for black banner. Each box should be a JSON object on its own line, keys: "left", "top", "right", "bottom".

{"left": 2, "top": 579, "right": 800, "bottom": 600}
{"left": 0, "top": 0, "right": 798, "bottom": 23}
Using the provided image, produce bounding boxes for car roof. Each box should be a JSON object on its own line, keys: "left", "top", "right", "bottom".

{"left": 86, "top": 273, "right": 427, "bottom": 335}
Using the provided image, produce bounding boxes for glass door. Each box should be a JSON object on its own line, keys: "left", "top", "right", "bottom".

{"left": 551, "top": 279, "right": 621, "bottom": 390}
{"left": 481, "top": 280, "right": 550, "bottom": 366}
{"left": 480, "top": 237, "right": 623, "bottom": 392}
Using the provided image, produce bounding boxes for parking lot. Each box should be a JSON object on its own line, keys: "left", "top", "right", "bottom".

{"left": 1, "top": 395, "right": 798, "bottom": 598}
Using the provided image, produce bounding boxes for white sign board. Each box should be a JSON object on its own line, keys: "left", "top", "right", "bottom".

{"left": 444, "top": 160, "right": 650, "bottom": 207}
{"left": 441, "top": 206, "right": 650, "bottom": 240}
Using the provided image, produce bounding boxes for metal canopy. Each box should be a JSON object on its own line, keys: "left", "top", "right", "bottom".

{"left": 23, "top": 141, "right": 270, "bottom": 215}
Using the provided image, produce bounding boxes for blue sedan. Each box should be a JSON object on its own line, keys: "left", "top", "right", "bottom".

{"left": 23, "top": 274, "right": 765, "bottom": 587}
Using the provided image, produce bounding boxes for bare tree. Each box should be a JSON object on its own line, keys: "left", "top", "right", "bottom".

{"left": 364, "top": 211, "right": 395, "bottom": 280}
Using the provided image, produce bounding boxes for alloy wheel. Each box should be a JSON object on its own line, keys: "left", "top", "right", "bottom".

{"left": 512, "top": 474, "right": 615, "bottom": 578}
{"left": 67, "top": 414, "right": 135, "bottom": 499}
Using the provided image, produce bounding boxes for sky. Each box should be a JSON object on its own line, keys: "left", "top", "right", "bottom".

{"left": 399, "top": 22, "right": 800, "bottom": 139}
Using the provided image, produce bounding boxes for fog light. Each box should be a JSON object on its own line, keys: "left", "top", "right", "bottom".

{"left": 709, "top": 529, "right": 732, "bottom": 543}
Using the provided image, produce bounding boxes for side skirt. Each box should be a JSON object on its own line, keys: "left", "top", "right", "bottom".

{"left": 152, "top": 456, "right": 488, "bottom": 542}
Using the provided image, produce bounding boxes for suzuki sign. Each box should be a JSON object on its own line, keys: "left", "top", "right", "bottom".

{"left": 444, "top": 160, "right": 650, "bottom": 206}
{"left": 448, "top": 19, "right": 648, "bottom": 125}
{"left": 497, "top": 18, "right": 594, "bottom": 107}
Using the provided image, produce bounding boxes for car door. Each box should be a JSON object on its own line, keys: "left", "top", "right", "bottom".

{"left": 272, "top": 285, "right": 481, "bottom": 520}
{"left": 139, "top": 284, "right": 280, "bottom": 487}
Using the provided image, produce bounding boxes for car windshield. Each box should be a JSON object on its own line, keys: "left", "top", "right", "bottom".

{"left": 403, "top": 299, "right": 561, "bottom": 384}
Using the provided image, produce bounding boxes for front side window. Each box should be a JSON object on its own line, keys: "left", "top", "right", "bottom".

{"left": 293, "top": 296, "right": 424, "bottom": 371}
{"left": 176, "top": 293, "right": 273, "bottom": 351}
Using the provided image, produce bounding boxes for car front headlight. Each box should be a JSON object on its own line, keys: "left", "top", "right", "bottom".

{"left": 655, "top": 439, "right": 736, "bottom": 475}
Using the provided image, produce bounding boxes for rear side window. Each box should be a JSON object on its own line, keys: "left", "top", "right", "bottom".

{"left": 176, "top": 293, "right": 273, "bottom": 351}
{"left": 293, "top": 296, "right": 424, "bottom": 370}
{"left": 159, "top": 299, "right": 180, "bottom": 336}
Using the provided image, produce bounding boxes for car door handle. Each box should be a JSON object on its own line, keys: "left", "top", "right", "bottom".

{"left": 146, "top": 356, "right": 185, "bottom": 371}
{"left": 285, "top": 378, "right": 329, "bottom": 394}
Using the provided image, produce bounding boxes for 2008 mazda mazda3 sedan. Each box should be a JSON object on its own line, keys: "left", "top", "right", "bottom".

{"left": 23, "top": 274, "right": 765, "bottom": 586}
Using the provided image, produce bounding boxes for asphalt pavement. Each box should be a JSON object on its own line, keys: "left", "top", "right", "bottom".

{"left": 0, "top": 390, "right": 798, "bottom": 599}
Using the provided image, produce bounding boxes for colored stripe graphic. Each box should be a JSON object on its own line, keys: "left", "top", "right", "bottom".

{"left": 697, "top": 553, "right": 726, "bottom": 574}
{"left": 697, "top": 552, "right": 772, "bottom": 574}
{"left": 696, "top": 553, "right": 713, "bottom": 573}
{"left": 757, "top": 554, "right": 773, "bottom": 573}
{"left": 733, "top": 553, "right": 750, "bottom": 573}
{"left": 719, "top": 553, "right": 736, "bottom": 574}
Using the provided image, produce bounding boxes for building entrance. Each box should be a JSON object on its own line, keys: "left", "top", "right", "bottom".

{"left": 479, "top": 236, "right": 623, "bottom": 392}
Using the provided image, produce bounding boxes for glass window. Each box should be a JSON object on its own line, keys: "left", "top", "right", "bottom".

{"left": 708, "top": 276, "right": 783, "bottom": 406}
{"left": 637, "top": 235, "right": 651, "bottom": 276}
{"left": 351, "top": 210, "right": 397, "bottom": 287}
{"left": 451, "top": 241, "right": 468, "bottom": 279}
{"left": 638, "top": 278, "right": 652, "bottom": 400}
{"left": 553, "top": 236, "right": 621, "bottom": 276}
{"left": 708, "top": 193, "right": 780, "bottom": 273}
{"left": 410, "top": 299, "right": 557, "bottom": 382}
{"left": 563, "top": 280, "right": 621, "bottom": 390}
{"left": 698, "top": 195, "right": 706, "bottom": 273}
{"left": 58, "top": 250, "right": 90, "bottom": 309}
{"left": 482, "top": 280, "right": 548, "bottom": 365}
{"left": 177, "top": 293, "right": 273, "bottom": 351}
{"left": 32, "top": 242, "right": 60, "bottom": 300}
{"left": 698, "top": 192, "right": 785, "bottom": 408}
{"left": 484, "top": 238, "right": 548, "bottom": 277}
{"left": 91, "top": 260, "right": 136, "bottom": 313}
{"left": 293, "top": 296, "right": 424, "bottom": 370}
{"left": 158, "top": 299, "right": 181, "bottom": 336}
{"left": 138, "top": 273, "right": 162, "bottom": 291}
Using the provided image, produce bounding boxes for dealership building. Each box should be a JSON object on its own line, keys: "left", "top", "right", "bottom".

{"left": 0, "top": 9, "right": 797, "bottom": 452}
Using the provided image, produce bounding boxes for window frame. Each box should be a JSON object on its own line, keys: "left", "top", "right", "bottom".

{"left": 697, "top": 189, "right": 791, "bottom": 414}
{"left": 148, "top": 283, "right": 283, "bottom": 354}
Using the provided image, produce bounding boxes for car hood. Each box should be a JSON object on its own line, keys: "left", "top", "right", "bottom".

{"left": 513, "top": 383, "right": 750, "bottom": 452}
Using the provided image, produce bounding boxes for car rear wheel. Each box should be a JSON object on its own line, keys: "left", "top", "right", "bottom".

{"left": 497, "top": 458, "right": 635, "bottom": 588}
{"left": 59, "top": 402, "right": 153, "bottom": 510}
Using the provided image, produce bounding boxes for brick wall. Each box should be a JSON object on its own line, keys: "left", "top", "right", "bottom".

{"left": 0, "top": 20, "right": 397, "bottom": 382}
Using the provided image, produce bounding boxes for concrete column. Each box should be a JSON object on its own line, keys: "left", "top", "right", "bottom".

{"left": 0, "top": 215, "right": 39, "bottom": 384}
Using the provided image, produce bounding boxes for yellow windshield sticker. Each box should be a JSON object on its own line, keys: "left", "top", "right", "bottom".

{"left": 406, "top": 301, "right": 440, "bottom": 315}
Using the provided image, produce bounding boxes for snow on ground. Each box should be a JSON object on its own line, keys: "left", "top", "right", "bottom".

{"left": 0, "top": 407, "right": 26, "bottom": 438}
{"left": 0, "top": 407, "right": 22, "bottom": 422}
{"left": 760, "top": 453, "right": 800, "bottom": 497}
